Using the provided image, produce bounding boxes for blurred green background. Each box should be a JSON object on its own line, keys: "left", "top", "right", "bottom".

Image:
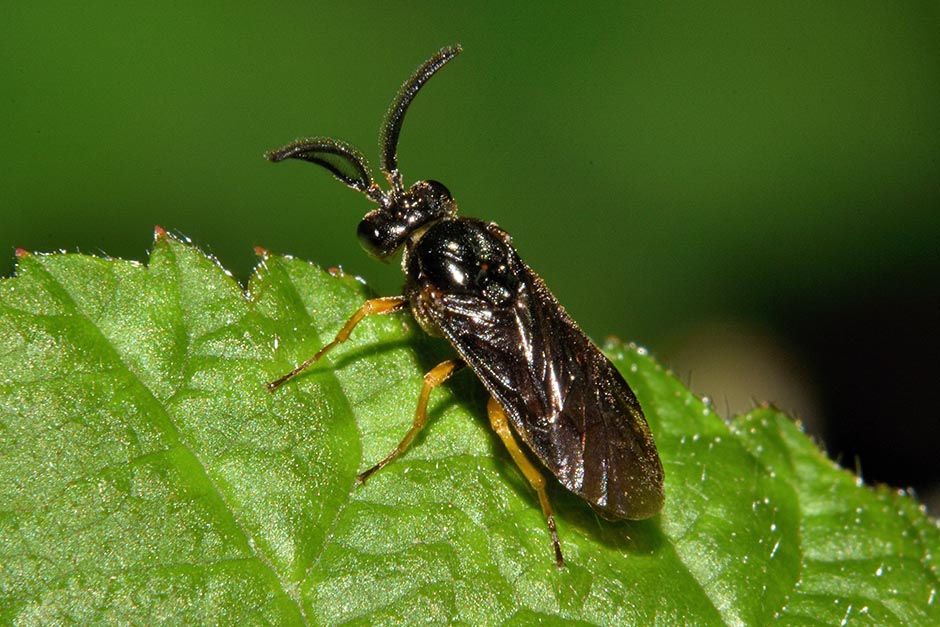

{"left": 3, "top": 4, "right": 939, "bottom": 501}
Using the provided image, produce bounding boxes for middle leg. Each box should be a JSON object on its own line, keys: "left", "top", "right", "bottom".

{"left": 357, "top": 358, "right": 465, "bottom": 483}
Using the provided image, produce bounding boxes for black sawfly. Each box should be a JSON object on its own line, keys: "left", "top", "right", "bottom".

{"left": 265, "top": 45, "right": 664, "bottom": 566}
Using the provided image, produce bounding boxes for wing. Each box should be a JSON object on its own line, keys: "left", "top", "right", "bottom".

{"left": 414, "top": 250, "right": 665, "bottom": 520}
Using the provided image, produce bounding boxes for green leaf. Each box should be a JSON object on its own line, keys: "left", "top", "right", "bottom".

{"left": 1, "top": 233, "right": 937, "bottom": 626}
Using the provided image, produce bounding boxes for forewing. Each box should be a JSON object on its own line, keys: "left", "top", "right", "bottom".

{"left": 419, "top": 258, "right": 664, "bottom": 520}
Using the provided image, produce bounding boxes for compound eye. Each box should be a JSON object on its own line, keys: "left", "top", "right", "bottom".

{"left": 357, "top": 210, "right": 405, "bottom": 259}
{"left": 422, "top": 180, "right": 452, "bottom": 200}
{"left": 410, "top": 180, "right": 454, "bottom": 216}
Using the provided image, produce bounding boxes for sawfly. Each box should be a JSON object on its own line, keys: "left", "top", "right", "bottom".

{"left": 266, "top": 45, "right": 664, "bottom": 565}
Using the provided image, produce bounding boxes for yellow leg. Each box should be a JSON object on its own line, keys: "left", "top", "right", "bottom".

{"left": 266, "top": 296, "right": 408, "bottom": 390}
{"left": 487, "top": 396, "right": 564, "bottom": 567}
{"left": 357, "top": 358, "right": 465, "bottom": 483}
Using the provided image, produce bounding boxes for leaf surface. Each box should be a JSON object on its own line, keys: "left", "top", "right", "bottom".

{"left": 1, "top": 235, "right": 937, "bottom": 626}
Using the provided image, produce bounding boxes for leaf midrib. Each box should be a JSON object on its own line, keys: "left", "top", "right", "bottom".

{"left": 26, "top": 252, "right": 309, "bottom": 625}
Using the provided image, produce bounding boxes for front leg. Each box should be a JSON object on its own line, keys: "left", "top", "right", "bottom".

{"left": 266, "top": 296, "right": 408, "bottom": 390}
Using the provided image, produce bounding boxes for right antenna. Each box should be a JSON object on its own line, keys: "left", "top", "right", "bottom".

{"left": 380, "top": 45, "right": 462, "bottom": 191}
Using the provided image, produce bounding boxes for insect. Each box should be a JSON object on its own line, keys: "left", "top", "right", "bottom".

{"left": 266, "top": 45, "right": 664, "bottom": 566}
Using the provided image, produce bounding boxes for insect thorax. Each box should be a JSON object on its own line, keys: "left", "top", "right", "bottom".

{"left": 404, "top": 217, "right": 522, "bottom": 337}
